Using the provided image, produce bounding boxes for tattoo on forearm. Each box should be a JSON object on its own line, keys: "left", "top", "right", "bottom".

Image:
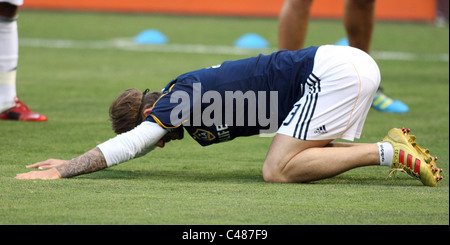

{"left": 55, "top": 147, "right": 107, "bottom": 178}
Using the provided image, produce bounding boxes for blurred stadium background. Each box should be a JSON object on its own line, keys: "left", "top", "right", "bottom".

{"left": 20, "top": 0, "right": 450, "bottom": 24}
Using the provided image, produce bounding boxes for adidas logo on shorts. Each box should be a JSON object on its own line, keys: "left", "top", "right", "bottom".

{"left": 314, "top": 125, "right": 328, "bottom": 134}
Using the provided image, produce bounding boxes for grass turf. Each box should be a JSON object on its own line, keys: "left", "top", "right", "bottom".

{"left": 0, "top": 10, "right": 448, "bottom": 226}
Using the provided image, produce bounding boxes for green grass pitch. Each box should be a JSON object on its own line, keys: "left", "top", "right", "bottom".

{"left": 0, "top": 10, "right": 448, "bottom": 226}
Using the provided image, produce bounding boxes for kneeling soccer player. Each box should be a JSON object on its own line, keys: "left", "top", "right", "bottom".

{"left": 15, "top": 45, "right": 443, "bottom": 186}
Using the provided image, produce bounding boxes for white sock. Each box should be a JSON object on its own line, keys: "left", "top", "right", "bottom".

{"left": 0, "top": 18, "right": 19, "bottom": 112}
{"left": 0, "top": 70, "right": 17, "bottom": 112}
{"left": 377, "top": 142, "right": 394, "bottom": 167}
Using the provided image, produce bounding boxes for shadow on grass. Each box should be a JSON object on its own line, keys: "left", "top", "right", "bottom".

{"left": 81, "top": 168, "right": 263, "bottom": 183}
{"left": 80, "top": 168, "right": 423, "bottom": 187}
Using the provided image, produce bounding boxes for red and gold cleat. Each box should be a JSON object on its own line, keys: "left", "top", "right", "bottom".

{"left": 381, "top": 128, "right": 442, "bottom": 187}
{"left": 0, "top": 98, "right": 47, "bottom": 121}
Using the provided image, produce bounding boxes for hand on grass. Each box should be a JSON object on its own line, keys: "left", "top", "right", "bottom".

{"left": 15, "top": 159, "right": 67, "bottom": 180}
{"left": 26, "top": 159, "right": 68, "bottom": 169}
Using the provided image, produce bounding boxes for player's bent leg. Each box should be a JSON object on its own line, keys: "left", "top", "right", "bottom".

{"left": 262, "top": 133, "right": 380, "bottom": 183}
{"left": 262, "top": 134, "right": 330, "bottom": 183}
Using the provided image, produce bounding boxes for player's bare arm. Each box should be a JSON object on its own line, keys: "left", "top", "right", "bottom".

{"left": 15, "top": 121, "right": 171, "bottom": 180}
{"left": 15, "top": 147, "right": 107, "bottom": 179}
{"left": 55, "top": 147, "right": 107, "bottom": 178}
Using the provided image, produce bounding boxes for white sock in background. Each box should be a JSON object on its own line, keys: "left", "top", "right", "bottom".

{"left": 0, "top": 18, "right": 19, "bottom": 112}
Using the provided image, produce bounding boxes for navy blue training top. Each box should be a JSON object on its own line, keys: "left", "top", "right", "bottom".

{"left": 147, "top": 47, "right": 318, "bottom": 146}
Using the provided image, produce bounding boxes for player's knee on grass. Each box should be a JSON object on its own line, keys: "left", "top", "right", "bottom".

{"left": 262, "top": 161, "right": 293, "bottom": 183}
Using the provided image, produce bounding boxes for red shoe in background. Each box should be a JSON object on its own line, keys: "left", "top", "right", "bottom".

{"left": 0, "top": 98, "right": 47, "bottom": 121}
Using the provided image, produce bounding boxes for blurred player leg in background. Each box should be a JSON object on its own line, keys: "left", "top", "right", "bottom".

{"left": 0, "top": 0, "right": 47, "bottom": 121}
{"left": 278, "top": 0, "right": 313, "bottom": 52}
{"left": 278, "top": 0, "right": 409, "bottom": 113}
{"left": 343, "top": 0, "right": 374, "bottom": 53}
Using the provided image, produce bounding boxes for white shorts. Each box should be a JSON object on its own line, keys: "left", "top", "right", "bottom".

{"left": 277, "top": 45, "right": 380, "bottom": 141}
{"left": 0, "top": 0, "right": 23, "bottom": 6}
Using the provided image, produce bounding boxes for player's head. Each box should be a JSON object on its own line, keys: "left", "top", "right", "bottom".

{"left": 109, "top": 88, "right": 162, "bottom": 134}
